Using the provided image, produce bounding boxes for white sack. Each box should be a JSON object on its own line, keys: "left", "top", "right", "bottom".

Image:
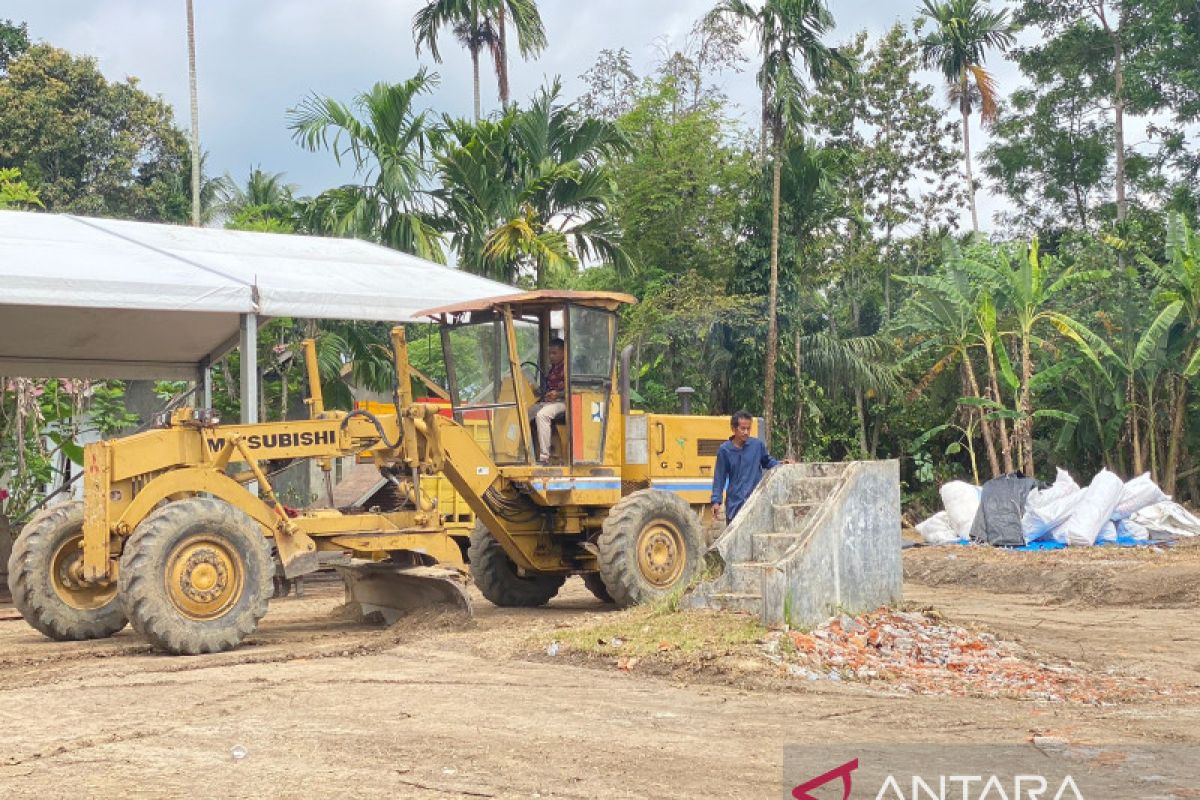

{"left": 1021, "top": 468, "right": 1083, "bottom": 543}
{"left": 916, "top": 511, "right": 961, "bottom": 545}
{"left": 1114, "top": 473, "right": 1170, "bottom": 518}
{"left": 1061, "top": 468, "right": 1125, "bottom": 547}
{"left": 1116, "top": 518, "right": 1150, "bottom": 542}
{"left": 1096, "top": 520, "right": 1118, "bottom": 544}
{"left": 940, "top": 481, "right": 981, "bottom": 539}
{"left": 1131, "top": 501, "right": 1200, "bottom": 538}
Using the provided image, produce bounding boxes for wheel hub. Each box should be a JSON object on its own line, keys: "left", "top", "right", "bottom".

{"left": 636, "top": 521, "right": 686, "bottom": 588}
{"left": 167, "top": 536, "right": 243, "bottom": 620}
{"left": 50, "top": 535, "right": 118, "bottom": 610}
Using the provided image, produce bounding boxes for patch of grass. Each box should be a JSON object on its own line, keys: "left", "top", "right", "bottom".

{"left": 547, "top": 605, "right": 767, "bottom": 658}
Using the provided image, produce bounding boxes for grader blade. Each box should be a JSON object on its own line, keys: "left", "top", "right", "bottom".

{"left": 333, "top": 562, "right": 473, "bottom": 624}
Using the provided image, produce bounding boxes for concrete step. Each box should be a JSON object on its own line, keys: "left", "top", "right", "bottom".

{"left": 778, "top": 477, "right": 841, "bottom": 505}
{"left": 792, "top": 462, "right": 849, "bottom": 480}
{"left": 705, "top": 592, "right": 763, "bottom": 615}
{"left": 772, "top": 502, "right": 816, "bottom": 532}
{"left": 726, "top": 561, "right": 779, "bottom": 594}
{"left": 752, "top": 532, "right": 805, "bottom": 562}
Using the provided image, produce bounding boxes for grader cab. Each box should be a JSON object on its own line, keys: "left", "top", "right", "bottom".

{"left": 8, "top": 291, "right": 749, "bottom": 654}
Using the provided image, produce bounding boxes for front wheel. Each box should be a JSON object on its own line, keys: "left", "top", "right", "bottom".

{"left": 596, "top": 490, "right": 704, "bottom": 607}
{"left": 468, "top": 522, "right": 564, "bottom": 607}
{"left": 119, "top": 497, "right": 273, "bottom": 655}
{"left": 7, "top": 501, "right": 127, "bottom": 641}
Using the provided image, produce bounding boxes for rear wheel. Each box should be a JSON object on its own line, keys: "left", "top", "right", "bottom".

{"left": 119, "top": 497, "right": 272, "bottom": 655}
{"left": 597, "top": 490, "right": 703, "bottom": 607}
{"left": 581, "top": 572, "right": 614, "bottom": 603}
{"left": 467, "top": 522, "right": 564, "bottom": 607}
{"left": 7, "top": 501, "right": 127, "bottom": 641}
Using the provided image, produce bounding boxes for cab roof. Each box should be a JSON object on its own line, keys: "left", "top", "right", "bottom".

{"left": 417, "top": 289, "right": 636, "bottom": 319}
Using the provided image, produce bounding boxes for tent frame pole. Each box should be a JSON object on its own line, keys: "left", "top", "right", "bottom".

{"left": 240, "top": 313, "right": 258, "bottom": 424}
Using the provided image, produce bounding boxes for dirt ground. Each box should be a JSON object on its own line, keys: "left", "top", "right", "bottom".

{"left": 2, "top": 542, "right": 1200, "bottom": 799}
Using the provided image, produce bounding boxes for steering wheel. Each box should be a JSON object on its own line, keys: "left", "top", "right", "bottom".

{"left": 520, "top": 360, "right": 544, "bottom": 387}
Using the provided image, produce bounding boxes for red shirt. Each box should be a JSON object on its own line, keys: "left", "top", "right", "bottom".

{"left": 544, "top": 362, "right": 565, "bottom": 396}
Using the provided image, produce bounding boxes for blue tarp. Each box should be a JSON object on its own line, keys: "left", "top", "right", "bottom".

{"left": 940, "top": 537, "right": 1164, "bottom": 550}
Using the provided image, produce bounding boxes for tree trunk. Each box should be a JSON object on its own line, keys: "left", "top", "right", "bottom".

{"left": 763, "top": 141, "right": 782, "bottom": 444}
{"left": 793, "top": 329, "right": 804, "bottom": 459}
{"left": 760, "top": 84, "right": 770, "bottom": 161}
{"left": 984, "top": 343, "right": 1015, "bottom": 473}
{"left": 186, "top": 0, "right": 201, "bottom": 227}
{"left": 471, "top": 45, "right": 481, "bottom": 122}
{"left": 961, "top": 91, "right": 979, "bottom": 233}
{"left": 1165, "top": 349, "right": 1193, "bottom": 494}
{"left": 963, "top": 355, "right": 1001, "bottom": 478}
{"left": 1019, "top": 332, "right": 1035, "bottom": 475}
{"left": 1147, "top": 378, "right": 1161, "bottom": 483}
{"left": 1097, "top": 6, "right": 1129, "bottom": 222}
{"left": 1128, "top": 374, "right": 1144, "bottom": 474}
{"left": 496, "top": 9, "right": 511, "bottom": 106}
{"left": 854, "top": 387, "right": 869, "bottom": 457}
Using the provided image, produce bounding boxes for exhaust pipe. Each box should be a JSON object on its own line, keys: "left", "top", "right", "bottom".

{"left": 619, "top": 344, "right": 634, "bottom": 415}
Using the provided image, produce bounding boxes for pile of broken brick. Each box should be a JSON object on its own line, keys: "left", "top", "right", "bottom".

{"left": 761, "top": 608, "right": 1166, "bottom": 704}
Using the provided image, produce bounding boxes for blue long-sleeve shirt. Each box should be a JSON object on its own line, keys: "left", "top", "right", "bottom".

{"left": 711, "top": 436, "right": 778, "bottom": 521}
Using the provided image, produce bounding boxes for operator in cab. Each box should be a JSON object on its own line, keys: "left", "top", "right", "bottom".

{"left": 530, "top": 337, "right": 566, "bottom": 465}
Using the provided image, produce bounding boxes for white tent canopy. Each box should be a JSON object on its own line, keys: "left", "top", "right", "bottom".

{"left": 0, "top": 210, "right": 516, "bottom": 420}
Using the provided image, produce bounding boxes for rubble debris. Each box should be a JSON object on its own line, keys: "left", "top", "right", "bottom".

{"left": 762, "top": 608, "right": 1156, "bottom": 703}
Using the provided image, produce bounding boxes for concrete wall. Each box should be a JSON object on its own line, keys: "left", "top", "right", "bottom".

{"left": 687, "top": 461, "right": 903, "bottom": 629}
{"left": 765, "top": 461, "right": 902, "bottom": 628}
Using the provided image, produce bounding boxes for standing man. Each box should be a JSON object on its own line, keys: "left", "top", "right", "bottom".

{"left": 711, "top": 410, "right": 787, "bottom": 523}
{"left": 530, "top": 337, "right": 566, "bottom": 465}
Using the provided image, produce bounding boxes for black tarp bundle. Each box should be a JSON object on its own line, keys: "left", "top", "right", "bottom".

{"left": 969, "top": 474, "right": 1041, "bottom": 547}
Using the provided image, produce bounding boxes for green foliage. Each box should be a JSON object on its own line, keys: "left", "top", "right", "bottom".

{"left": 611, "top": 78, "right": 754, "bottom": 285}
{"left": 0, "top": 167, "right": 41, "bottom": 209}
{"left": 0, "top": 44, "right": 192, "bottom": 221}
{"left": 0, "top": 380, "right": 138, "bottom": 523}
{"left": 0, "top": 19, "right": 29, "bottom": 74}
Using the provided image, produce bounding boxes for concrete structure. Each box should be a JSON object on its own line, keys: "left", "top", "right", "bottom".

{"left": 686, "top": 461, "right": 902, "bottom": 628}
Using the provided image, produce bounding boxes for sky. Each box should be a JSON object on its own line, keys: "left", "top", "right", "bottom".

{"left": 6, "top": 1, "right": 1030, "bottom": 232}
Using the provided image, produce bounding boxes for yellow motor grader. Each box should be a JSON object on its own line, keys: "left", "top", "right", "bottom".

{"left": 7, "top": 291, "right": 750, "bottom": 654}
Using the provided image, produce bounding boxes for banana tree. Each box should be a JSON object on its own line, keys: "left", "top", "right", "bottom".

{"left": 962, "top": 239, "right": 1112, "bottom": 475}
{"left": 896, "top": 263, "right": 1005, "bottom": 477}
{"left": 1138, "top": 214, "right": 1200, "bottom": 494}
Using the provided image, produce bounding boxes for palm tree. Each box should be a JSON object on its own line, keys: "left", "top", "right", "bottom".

{"left": 214, "top": 167, "right": 297, "bottom": 217}
{"left": 413, "top": 0, "right": 495, "bottom": 122}
{"left": 432, "top": 82, "right": 631, "bottom": 286}
{"left": 710, "top": 0, "right": 840, "bottom": 443}
{"left": 918, "top": 0, "right": 1014, "bottom": 233}
{"left": 185, "top": 0, "right": 201, "bottom": 227}
{"left": 485, "top": 0, "right": 547, "bottom": 107}
{"left": 213, "top": 167, "right": 299, "bottom": 231}
{"left": 288, "top": 70, "right": 445, "bottom": 261}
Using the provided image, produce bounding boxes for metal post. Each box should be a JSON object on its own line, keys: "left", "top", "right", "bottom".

{"left": 240, "top": 313, "right": 258, "bottom": 424}
{"left": 199, "top": 363, "right": 213, "bottom": 409}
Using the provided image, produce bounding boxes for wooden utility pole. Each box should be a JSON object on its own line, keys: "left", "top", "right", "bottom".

{"left": 186, "top": 0, "right": 201, "bottom": 226}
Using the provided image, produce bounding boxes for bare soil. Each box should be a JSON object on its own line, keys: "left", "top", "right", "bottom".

{"left": 0, "top": 544, "right": 1198, "bottom": 799}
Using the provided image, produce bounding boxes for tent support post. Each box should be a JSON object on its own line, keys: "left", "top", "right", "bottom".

{"left": 198, "top": 360, "right": 212, "bottom": 410}
{"left": 240, "top": 313, "right": 258, "bottom": 424}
